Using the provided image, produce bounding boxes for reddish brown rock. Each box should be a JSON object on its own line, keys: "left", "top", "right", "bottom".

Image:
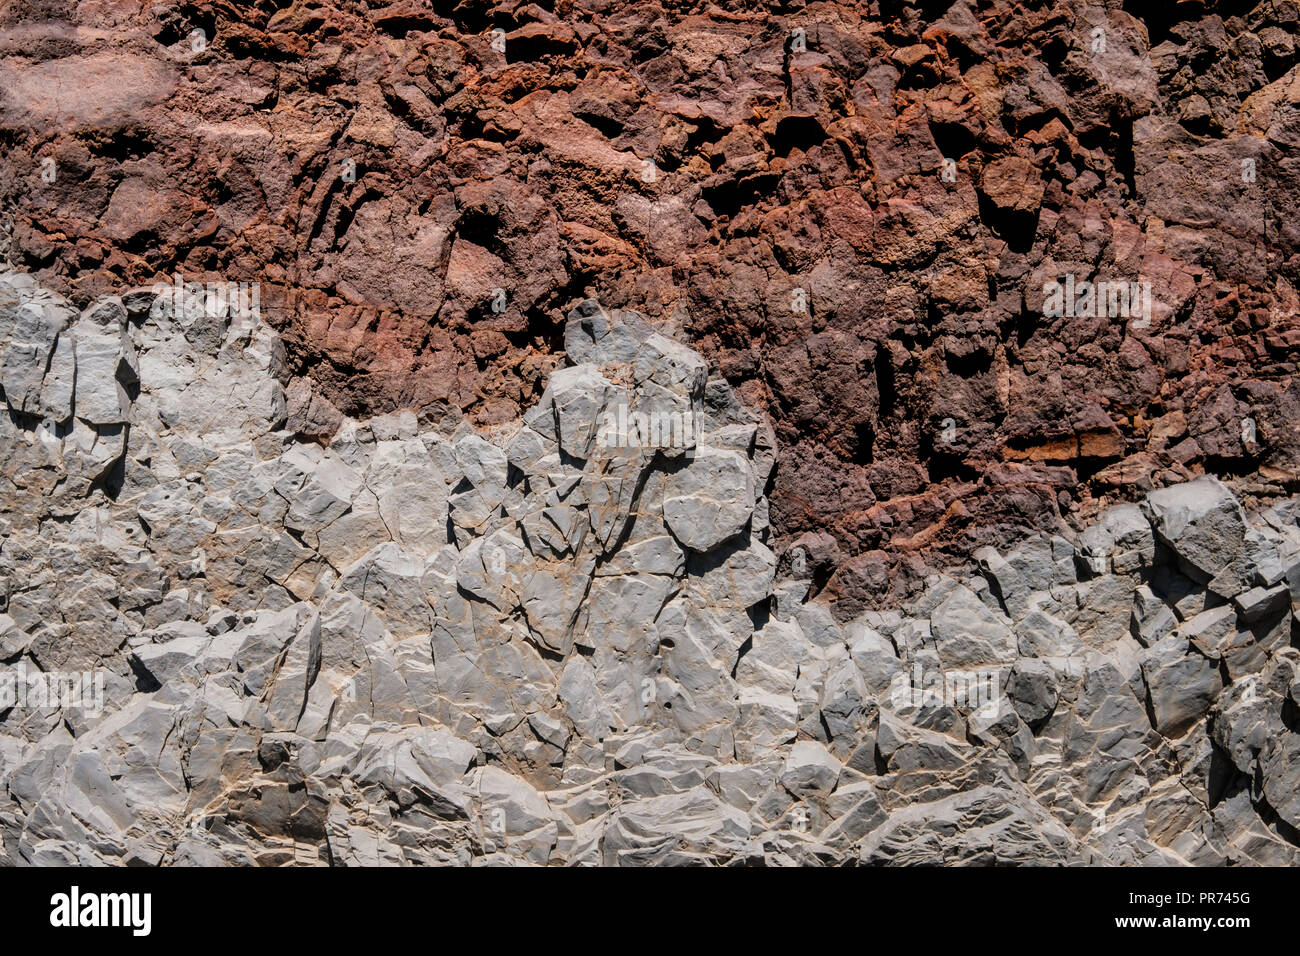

{"left": 2, "top": 0, "right": 1299, "bottom": 612}
{"left": 979, "top": 156, "right": 1044, "bottom": 214}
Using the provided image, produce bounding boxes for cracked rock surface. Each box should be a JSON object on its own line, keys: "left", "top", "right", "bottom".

{"left": 1, "top": 272, "right": 1298, "bottom": 866}
{"left": 4, "top": 2, "right": 1300, "bottom": 607}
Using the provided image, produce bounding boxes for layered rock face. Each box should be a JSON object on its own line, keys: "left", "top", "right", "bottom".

{"left": 1, "top": 272, "right": 1298, "bottom": 866}
{"left": 4, "top": 2, "right": 1300, "bottom": 605}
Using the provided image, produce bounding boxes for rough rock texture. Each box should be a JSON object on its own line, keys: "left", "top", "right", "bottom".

{"left": 1, "top": 272, "right": 1298, "bottom": 866}
{"left": 3, "top": 2, "right": 1300, "bottom": 605}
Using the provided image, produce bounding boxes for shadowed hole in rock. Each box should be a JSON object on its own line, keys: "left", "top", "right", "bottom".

{"left": 428, "top": 0, "right": 494, "bottom": 33}
{"left": 375, "top": 14, "right": 441, "bottom": 38}
{"left": 505, "top": 30, "right": 576, "bottom": 64}
{"left": 928, "top": 120, "right": 977, "bottom": 160}
{"left": 81, "top": 127, "right": 155, "bottom": 162}
{"left": 730, "top": 635, "right": 753, "bottom": 679}
{"left": 574, "top": 110, "right": 624, "bottom": 139}
{"left": 852, "top": 421, "right": 875, "bottom": 465}
{"left": 977, "top": 191, "right": 1039, "bottom": 254}
{"left": 700, "top": 173, "right": 780, "bottom": 221}
{"left": 127, "top": 656, "right": 162, "bottom": 693}
{"left": 770, "top": 115, "right": 828, "bottom": 159}
{"left": 1079, "top": 113, "right": 1138, "bottom": 198}
{"left": 456, "top": 208, "right": 505, "bottom": 257}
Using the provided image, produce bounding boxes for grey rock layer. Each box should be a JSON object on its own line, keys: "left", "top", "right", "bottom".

{"left": 0, "top": 272, "right": 1298, "bottom": 866}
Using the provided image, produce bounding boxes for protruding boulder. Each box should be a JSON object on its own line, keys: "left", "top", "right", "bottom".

{"left": 1141, "top": 635, "right": 1223, "bottom": 738}
{"left": 662, "top": 447, "right": 755, "bottom": 551}
{"left": 1144, "top": 477, "right": 1247, "bottom": 584}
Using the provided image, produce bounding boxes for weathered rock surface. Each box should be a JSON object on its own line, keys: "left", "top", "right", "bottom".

{"left": 1, "top": 273, "right": 1298, "bottom": 866}
{"left": 3, "top": 2, "right": 1299, "bottom": 607}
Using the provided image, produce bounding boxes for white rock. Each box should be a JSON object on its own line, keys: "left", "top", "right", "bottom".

{"left": 662, "top": 447, "right": 755, "bottom": 551}
{"left": 780, "top": 740, "right": 841, "bottom": 797}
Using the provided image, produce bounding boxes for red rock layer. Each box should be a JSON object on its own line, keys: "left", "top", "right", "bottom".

{"left": 2, "top": 0, "right": 1299, "bottom": 610}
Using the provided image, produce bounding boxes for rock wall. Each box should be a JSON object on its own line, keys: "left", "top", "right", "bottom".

{"left": 4, "top": 2, "right": 1300, "bottom": 607}
{"left": 1, "top": 272, "right": 1297, "bottom": 865}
